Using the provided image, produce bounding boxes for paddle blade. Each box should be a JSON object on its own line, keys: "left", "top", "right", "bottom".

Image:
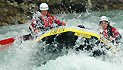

{"left": 0, "top": 37, "right": 15, "bottom": 45}
{"left": 0, "top": 37, "right": 15, "bottom": 52}
{"left": 0, "top": 42, "right": 14, "bottom": 52}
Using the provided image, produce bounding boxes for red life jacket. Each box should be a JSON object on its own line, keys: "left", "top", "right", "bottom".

{"left": 29, "top": 13, "right": 62, "bottom": 32}
{"left": 102, "top": 25, "right": 122, "bottom": 40}
{"left": 41, "top": 13, "right": 53, "bottom": 27}
{"left": 103, "top": 28, "right": 108, "bottom": 39}
{"left": 41, "top": 13, "right": 62, "bottom": 27}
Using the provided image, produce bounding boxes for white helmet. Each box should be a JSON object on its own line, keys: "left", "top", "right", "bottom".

{"left": 40, "top": 3, "right": 49, "bottom": 10}
{"left": 100, "top": 16, "right": 109, "bottom": 22}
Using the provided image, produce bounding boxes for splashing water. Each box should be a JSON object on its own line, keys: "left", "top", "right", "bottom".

{"left": 0, "top": 10, "right": 123, "bottom": 70}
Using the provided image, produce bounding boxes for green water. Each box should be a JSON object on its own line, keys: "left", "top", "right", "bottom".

{"left": 0, "top": 10, "right": 123, "bottom": 70}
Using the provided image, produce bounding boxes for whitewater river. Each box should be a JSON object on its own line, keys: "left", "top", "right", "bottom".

{"left": 0, "top": 10, "right": 123, "bottom": 70}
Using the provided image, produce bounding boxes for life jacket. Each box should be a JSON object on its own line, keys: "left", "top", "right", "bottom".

{"left": 39, "top": 13, "right": 53, "bottom": 27}
{"left": 106, "top": 25, "right": 113, "bottom": 38}
{"left": 29, "top": 13, "right": 62, "bottom": 32}
{"left": 103, "top": 24, "right": 122, "bottom": 40}
{"left": 103, "top": 25, "right": 115, "bottom": 39}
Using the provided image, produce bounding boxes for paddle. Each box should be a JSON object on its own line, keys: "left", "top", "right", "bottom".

{"left": 0, "top": 37, "right": 15, "bottom": 45}
{"left": 0, "top": 37, "right": 15, "bottom": 51}
{"left": 0, "top": 33, "right": 33, "bottom": 51}
{"left": 0, "top": 26, "right": 52, "bottom": 52}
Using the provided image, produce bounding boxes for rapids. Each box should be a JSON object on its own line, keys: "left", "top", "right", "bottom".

{"left": 0, "top": 10, "right": 123, "bottom": 70}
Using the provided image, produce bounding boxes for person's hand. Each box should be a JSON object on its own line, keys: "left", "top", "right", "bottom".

{"left": 62, "top": 22, "right": 66, "bottom": 26}
{"left": 34, "top": 29, "right": 40, "bottom": 33}
{"left": 109, "top": 37, "right": 115, "bottom": 41}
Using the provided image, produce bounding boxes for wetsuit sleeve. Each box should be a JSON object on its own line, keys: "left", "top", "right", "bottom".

{"left": 29, "top": 20, "right": 38, "bottom": 32}
{"left": 112, "top": 27, "right": 121, "bottom": 40}
{"left": 51, "top": 15, "right": 63, "bottom": 26}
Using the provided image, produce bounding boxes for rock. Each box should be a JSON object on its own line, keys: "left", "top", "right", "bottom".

{"left": 65, "top": 9, "right": 70, "bottom": 14}
{"left": 28, "top": 4, "right": 38, "bottom": 13}
{"left": 0, "top": 0, "right": 123, "bottom": 26}
{"left": 103, "top": 5, "right": 109, "bottom": 10}
{"left": 119, "top": 6, "right": 123, "bottom": 9}
{"left": 118, "top": 4, "right": 123, "bottom": 9}
{"left": 17, "top": 14, "right": 28, "bottom": 24}
{"left": 20, "top": 3, "right": 29, "bottom": 12}
{"left": 3, "top": 8, "right": 9, "bottom": 13}
{"left": 13, "top": 2, "right": 18, "bottom": 7}
{"left": 14, "top": 0, "right": 24, "bottom": 4}
{"left": 0, "top": 22, "right": 8, "bottom": 26}
{"left": 18, "top": 19, "right": 26, "bottom": 24}
{"left": 86, "top": 0, "right": 93, "bottom": 9}
{"left": 6, "top": 16, "right": 16, "bottom": 25}
{"left": 48, "top": 0, "right": 61, "bottom": 5}
{"left": 60, "top": 8, "right": 65, "bottom": 13}
{"left": 41, "top": 0, "right": 48, "bottom": 3}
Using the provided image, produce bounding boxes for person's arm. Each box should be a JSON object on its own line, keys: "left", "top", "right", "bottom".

{"left": 112, "top": 28, "right": 120, "bottom": 40}
{"left": 29, "top": 20, "right": 40, "bottom": 33}
{"left": 29, "top": 21, "right": 36, "bottom": 32}
{"left": 51, "top": 15, "right": 66, "bottom": 26}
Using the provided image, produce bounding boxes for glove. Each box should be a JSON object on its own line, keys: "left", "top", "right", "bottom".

{"left": 62, "top": 22, "right": 66, "bottom": 26}
{"left": 34, "top": 29, "right": 40, "bottom": 33}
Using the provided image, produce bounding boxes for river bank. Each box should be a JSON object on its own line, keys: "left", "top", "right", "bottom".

{"left": 0, "top": 0, "right": 123, "bottom": 26}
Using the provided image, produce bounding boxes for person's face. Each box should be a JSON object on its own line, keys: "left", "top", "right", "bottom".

{"left": 100, "top": 21, "right": 108, "bottom": 30}
{"left": 41, "top": 10, "right": 48, "bottom": 16}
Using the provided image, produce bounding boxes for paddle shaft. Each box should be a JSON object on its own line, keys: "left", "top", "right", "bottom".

{"left": 0, "top": 33, "right": 33, "bottom": 46}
